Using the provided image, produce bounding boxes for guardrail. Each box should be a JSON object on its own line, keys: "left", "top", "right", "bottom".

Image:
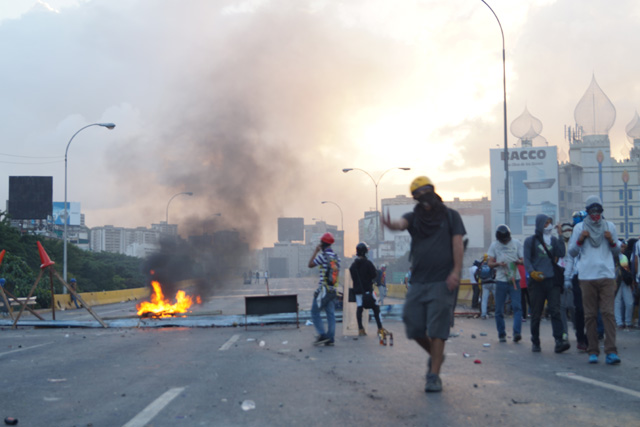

{"left": 0, "top": 296, "right": 38, "bottom": 308}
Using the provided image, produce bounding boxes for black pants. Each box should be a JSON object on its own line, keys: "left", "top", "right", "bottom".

{"left": 472, "top": 283, "right": 480, "bottom": 308}
{"left": 572, "top": 274, "right": 587, "bottom": 345}
{"left": 521, "top": 288, "right": 531, "bottom": 318}
{"left": 529, "top": 278, "right": 564, "bottom": 343}
{"left": 357, "top": 305, "right": 383, "bottom": 330}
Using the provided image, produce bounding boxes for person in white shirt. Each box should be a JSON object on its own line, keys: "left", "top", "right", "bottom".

{"left": 568, "top": 195, "right": 621, "bottom": 365}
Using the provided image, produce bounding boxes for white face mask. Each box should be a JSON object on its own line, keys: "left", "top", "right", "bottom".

{"left": 543, "top": 223, "right": 553, "bottom": 234}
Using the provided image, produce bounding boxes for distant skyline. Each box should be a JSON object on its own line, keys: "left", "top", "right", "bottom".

{"left": 2, "top": 0, "right": 639, "bottom": 255}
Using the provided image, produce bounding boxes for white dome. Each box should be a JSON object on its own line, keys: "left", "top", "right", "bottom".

{"left": 574, "top": 75, "right": 616, "bottom": 136}
{"left": 625, "top": 111, "right": 640, "bottom": 140}
{"left": 510, "top": 106, "right": 543, "bottom": 140}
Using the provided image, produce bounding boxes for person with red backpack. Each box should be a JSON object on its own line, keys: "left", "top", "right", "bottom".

{"left": 309, "top": 232, "right": 341, "bottom": 346}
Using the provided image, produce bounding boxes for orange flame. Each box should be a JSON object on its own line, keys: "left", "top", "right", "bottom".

{"left": 136, "top": 281, "right": 195, "bottom": 317}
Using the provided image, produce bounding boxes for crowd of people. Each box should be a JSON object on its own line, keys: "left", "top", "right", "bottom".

{"left": 472, "top": 195, "right": 639, "bottom": 364}
{"left": 307, "top": 175, "right": 638, "bottom": 394}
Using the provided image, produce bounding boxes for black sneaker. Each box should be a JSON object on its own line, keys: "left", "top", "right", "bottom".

{"left": 325, "top": 339, "right": 335, "bottom": 346}
{"left": 554, "top": 340, "right": 570, "bottom": 353}
{"left": 532, "top": 342, "right": 541, "bottom": 352}
{"left": 499, "top": 335, "right": 507, "bottom": 343}
{"left": 425, "top": 373, "right": 442, "bottom": 393}
{"left": 314, "top": 336, "right": 330, "bottom": 346}
{"left": 513, "top": 333, "right": 522, "bottom": 343}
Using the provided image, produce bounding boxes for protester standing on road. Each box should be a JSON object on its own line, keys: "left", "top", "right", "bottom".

{"left": 566, "top": 210, "right": 589, "bottom": 351}
{"left": 524, "top": 214, "right": 569, "bottom": 353}
{"left": 569, "top": 196, "right": 621, "bottom": 364}
{"left": 69, "top": 278, "right": 80, "bottom": 309}
{"left": 487, "top": 225, "right": 524, "bottom": 343}
{"left": 478, "top": 254, "right": 496, "bottom": 319}
{"left": 382, "top": 176, "right": 466, "bottom": 393}
{"left": 559, "top": 223, "right": 575, "bottom": 342}
{"left": 469, "top": 262, "right": 480, "bottom": 310}
{"left": 308, "top": 232, "right": 340, "bottom": 347}
{"left": 349, "top": 243, "right": 383, "bottom": 337}
{"left": 376, "top": 265, "right": 389, "bottom": 312}
{"left": 615, "top": 242, "right": 635, "bottom": 329}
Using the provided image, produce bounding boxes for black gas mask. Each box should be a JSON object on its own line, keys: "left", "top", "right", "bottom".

{"left": 416, "top": 191, "right": 439, "bottom": 209}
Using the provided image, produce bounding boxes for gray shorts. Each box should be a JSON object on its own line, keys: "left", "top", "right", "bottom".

{"left": 403, "top": 281, "right": 454, "bottom": 340}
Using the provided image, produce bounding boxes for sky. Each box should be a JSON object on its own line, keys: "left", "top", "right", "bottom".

{"left": 1, "top": 0, "right": 640, "bottom": 255}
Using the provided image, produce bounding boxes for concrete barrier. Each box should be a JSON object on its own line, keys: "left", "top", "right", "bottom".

{"left": 377, "top": 280, "right": 473, "bottom": 305}
{"left": 54, "top": 287, "right": 151, "bottom": 310}
{"left": 52, "top": 279, "right": 202, "bottom": 310}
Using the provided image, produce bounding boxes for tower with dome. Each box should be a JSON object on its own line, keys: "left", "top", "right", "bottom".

{"left": 558, "top": 75, "right": 637, "bottom": 238}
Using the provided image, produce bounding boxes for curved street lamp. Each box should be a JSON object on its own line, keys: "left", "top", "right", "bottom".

{"left": 342, "top": 167, "right": 410, "bottom": 261}
{"left": 166, "top": 191, "right": 194, "bottom": 225}
{"left": 321, "top": 201, "right": 343, "bottom": 231}
{"left": 63, "top": 122, "right": 116, "bottom": 286}
{"left": 480, "top": 0, "right": 509, "bottom": 225}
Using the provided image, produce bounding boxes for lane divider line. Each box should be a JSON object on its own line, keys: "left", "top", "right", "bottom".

{"left": 122, "top": 387, "right": 185, "bottom": 427}
{"left": 0, "top": 342, "right": 52, "bottom": 358}
{"left": 219, "top": 334, "right": 240, "bottom": 351}
{"left": 556, "top": 372, "right": 640, "bottom": 399}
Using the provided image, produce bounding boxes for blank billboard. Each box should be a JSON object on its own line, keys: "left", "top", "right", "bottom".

{"left": 7, "top": 176, "right": 53, "bottom": 220}
{"left": 278, "top": 217, "right": 304, "bottom": 242}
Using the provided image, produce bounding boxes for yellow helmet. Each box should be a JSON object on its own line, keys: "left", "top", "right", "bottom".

{"left": 410, "top": 176, "right": 434, "bottom": 195}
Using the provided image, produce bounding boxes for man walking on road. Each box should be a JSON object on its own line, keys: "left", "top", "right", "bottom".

{"left": 487, "top": 225, "right": 524, "bottom": 343}
{"left": 309, "top": 232, "right": 340, "bottom": 347}
{"left": 382, "top": 176, "right": 466, "bottom": 393}
{"left": 569, "top": 196, "right": 622, "bottom": 365}
{"left": 524, "top": 214, "right": 569, "bottom": 354}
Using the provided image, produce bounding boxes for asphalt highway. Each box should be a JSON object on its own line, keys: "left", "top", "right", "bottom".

{"left": 1, "top": 278, "right": 639, "bottom": 426}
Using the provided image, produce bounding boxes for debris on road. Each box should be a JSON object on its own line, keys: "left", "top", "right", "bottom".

{"left": 241, "top": 400, "right": 256, "bottom": 411}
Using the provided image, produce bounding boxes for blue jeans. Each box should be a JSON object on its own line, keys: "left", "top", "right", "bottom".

{"left": 311, "top": 296, "right": 335, "bottom": 340}
{"left": 495, "top": 281, "right": 522, "bottom": 337}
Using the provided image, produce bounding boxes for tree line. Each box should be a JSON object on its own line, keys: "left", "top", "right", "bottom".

{"left": 0, "top": 212, "right": 146, "bottom": 309}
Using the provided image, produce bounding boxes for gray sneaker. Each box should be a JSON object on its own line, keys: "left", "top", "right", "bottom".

{"left": 425, "top": 373, "right": 442, "bottom": 393}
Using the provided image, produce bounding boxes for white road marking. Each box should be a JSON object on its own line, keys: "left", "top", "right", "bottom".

{"left": 0, "top": 342, "right": 52, "bottom": 357}
{"left": 98, "top": 308, "right": 131, "bottom": 315}
{"left": 219, "top": 334, "right": 240, "bottom": 351}
{"left": 122, "top": 387, "right": 185, "bottom": 427}
{"left": 556, "top": 372, "right": 640, "bottom": 399}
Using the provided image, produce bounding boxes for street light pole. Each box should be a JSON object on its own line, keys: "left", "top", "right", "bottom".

{"left": 321, "top": 201, "right": 343, "bottom": 230}
{"left": 165, "top": 192, "right": 194, "bottom": 225}
{"left": 203, "top": 213, "right": 221, "bottom": 234}
{"left": 63, "top": 123, "right": 115, "bottom": 288}
{"left": 342, "top": 167, "right": 410, "bottom": 261}
{"left": 480, "top": 0, "right": 509, "bottom": 226}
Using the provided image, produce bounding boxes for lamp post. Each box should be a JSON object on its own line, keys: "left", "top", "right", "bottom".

{"left": 166, "top": 192, "right": 194, "bottom": 225}
{"left": 342, "top": 167, "right": 410, "bottom": 261}
{"left": 63, "top": 122, "right": 115, "bottom": 287}
{"left": 203, "top": 212, "right": 222, "bottom": 234}
{"left": 480, "top": 0, "right": 509, "bottom": 226}
{"left": 321, "top": 201, "right": 343, "bottom": 230}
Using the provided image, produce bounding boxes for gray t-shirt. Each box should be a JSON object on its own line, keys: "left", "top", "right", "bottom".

{"left": 403, "top": 208, "right": 466, "bottom": 284}
{"left": 488, "top": 239, "right": 523, "bottom": 282}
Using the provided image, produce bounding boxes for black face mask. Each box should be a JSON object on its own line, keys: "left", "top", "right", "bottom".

{"left": 417, "top": 192, "right": 439, "bottom": 209}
